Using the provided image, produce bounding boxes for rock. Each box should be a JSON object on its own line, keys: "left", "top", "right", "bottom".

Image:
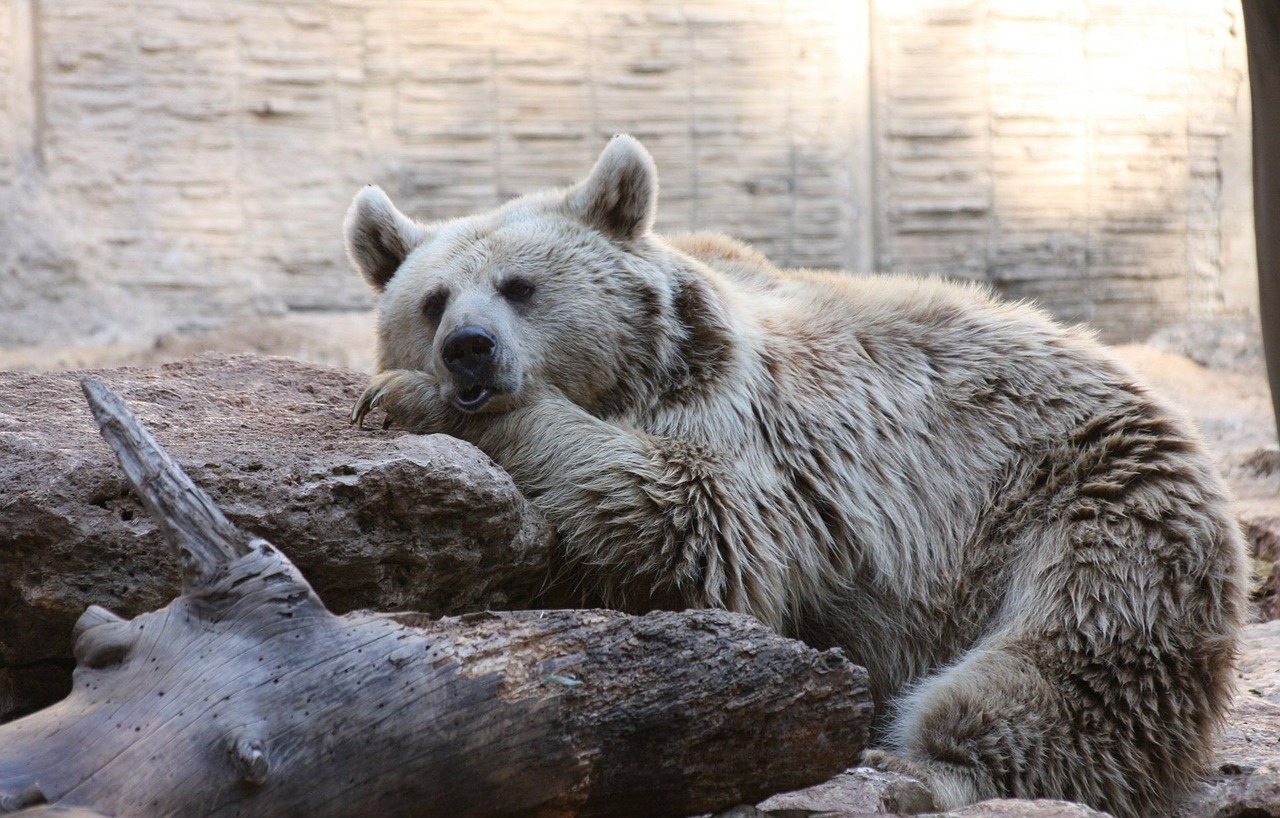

{"left": 1235, "top": 620, "right": 1280, "bottom": 706}
{"left": 0, "top": 353, "right": 554, "bottom": 721}
{"left": 1212, "top": 695, "right": 1280, "bottom": 775}
{"left": 713, "top": 791, "right": 1109, "bottom": 817}
{"left": 937, "top": 801, "right": 1111, "bottom": 818}
{"left": 744, "top": 772, "right": 1103, "bottom": 817}
{"left": 757, "top": 767, "right": 936, "bottom": 815}
{"left": 1174, "top": 767, "right": 1280, "bottom": 818}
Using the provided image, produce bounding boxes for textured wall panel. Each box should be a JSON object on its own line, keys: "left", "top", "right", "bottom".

{"left": 0, "top": 0, "right": 872, "bottom": 347}
{"left": 0, "top": 0, "right": 1253, "bottom": 349}
{"left": 872, "top": 0, "right": 1251, "bottom": 340}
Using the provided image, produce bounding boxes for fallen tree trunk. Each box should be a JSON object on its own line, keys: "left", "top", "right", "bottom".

{"left": 0, "top": 380, "right": 872, "bottom": 817}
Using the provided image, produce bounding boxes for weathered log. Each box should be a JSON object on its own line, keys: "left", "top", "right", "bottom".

{"left": 0, "top": 381, "right": 872, "bottom": 817}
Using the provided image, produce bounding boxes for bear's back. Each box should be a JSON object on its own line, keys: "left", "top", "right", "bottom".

{"left": 647, "top": 254, "right": 1225, "bottom": 689}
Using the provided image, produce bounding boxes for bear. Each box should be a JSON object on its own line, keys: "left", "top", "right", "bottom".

{"left": 344, "top": 135, "right": 1248, "bottom": 816}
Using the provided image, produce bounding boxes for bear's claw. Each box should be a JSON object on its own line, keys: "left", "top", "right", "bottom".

{"left": 351, "top": 376, "right": 393, "bottom": 428}
{"left": 350, "top": 369, "right": 445, "bottom": 432}
{"left": 350, "top": 387, "right": 376, "bottom": 428}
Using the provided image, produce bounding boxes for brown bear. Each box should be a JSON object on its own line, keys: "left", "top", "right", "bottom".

{"left": 344, "top": 135, "right": 1247, "bottom": 816}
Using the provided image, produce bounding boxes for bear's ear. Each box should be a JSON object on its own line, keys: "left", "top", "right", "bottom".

{"left": 343, "top": 186, "right": 431, "bottom": 292}
{"left": 567, "top": 134, "right": 658, "bottom": 241}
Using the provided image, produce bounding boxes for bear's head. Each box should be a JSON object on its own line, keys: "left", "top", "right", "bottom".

{"left": 345, "top": 135, "right": 678, "bottom": 416}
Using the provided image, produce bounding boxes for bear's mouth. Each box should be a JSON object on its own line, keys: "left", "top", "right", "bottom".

{"left": 453, "top": 382, "right": 494, "bottom": 412}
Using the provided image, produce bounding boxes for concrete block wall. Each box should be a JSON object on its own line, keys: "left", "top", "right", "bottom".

{"left": 0, "top": 0, "right": 871, "bottom": 348}
{"left": 872, "top": 0, "right": 1253, "bottom": 340}
{"left": 0, "top": 0, "right": 1254, "bottom": 350}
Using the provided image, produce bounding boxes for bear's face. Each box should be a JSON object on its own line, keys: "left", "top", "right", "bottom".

{"left": 345, "top": 136, "right": 666, "bottom": 415}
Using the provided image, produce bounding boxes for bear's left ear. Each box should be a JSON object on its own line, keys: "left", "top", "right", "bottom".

{"left": 344, "top": 186, "right": 432, "bottom": 292}
{"left": 567, "top": 134, "right": 658, "bottom": 241}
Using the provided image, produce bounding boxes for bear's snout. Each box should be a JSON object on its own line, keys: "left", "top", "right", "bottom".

{"left": 442, "top": 325, "right": 498, "bottom": 383}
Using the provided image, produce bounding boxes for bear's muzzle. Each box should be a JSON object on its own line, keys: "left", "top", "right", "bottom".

{"left": 443, "top": 325, "right": 499, "bottom": 410}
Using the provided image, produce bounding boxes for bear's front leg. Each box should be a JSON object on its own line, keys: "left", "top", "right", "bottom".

{"left": 351, "top": 369, "right": 453, "bottom": 432}
{"left": 351, "top": 380, "right": 790, "bottom": 629}
{"left": 458, "top": 390, "right": 791, "bottom": 629}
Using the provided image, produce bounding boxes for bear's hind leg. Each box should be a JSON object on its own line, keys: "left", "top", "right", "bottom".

{"left": 859, "top": 748, "right": 986, "bottom": 809}
{"left": 874, "top": 640, "right": 1140, "bottom": 816}
{"left": 871, "top": 403, "right": 1245, "bottom": 816}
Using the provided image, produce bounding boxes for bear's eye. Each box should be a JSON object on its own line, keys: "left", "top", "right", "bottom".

{"left": 421, "top": 289, "right": 448, "bottom": 322}
{"left": 499, "top": 277, "right": 536, "bottom": 303}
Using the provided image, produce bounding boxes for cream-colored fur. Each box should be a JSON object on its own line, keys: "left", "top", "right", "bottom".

{"left": 345, "top": 136, "right": 1247, "bottom": 817}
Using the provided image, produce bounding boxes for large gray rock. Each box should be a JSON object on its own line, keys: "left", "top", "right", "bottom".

{"left": 0, "top": 353, "right": 554, "bottom": 721}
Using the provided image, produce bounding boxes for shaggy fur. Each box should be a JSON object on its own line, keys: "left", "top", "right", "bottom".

{"left": 345, "top": 135, "right": 1247, "bottom": 816}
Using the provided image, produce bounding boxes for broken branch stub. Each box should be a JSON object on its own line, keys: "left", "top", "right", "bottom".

{"left": 80, "top": 378, "right": 253, "bottom": 592}
{"left": 0, "top": 381, "right": 873, "bottom": 816}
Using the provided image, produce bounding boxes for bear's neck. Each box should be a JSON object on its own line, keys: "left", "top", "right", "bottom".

{"left": 578, "top": 250, "right": 742, "bottom": 421}
{"left": 653, "top": 271, "right": 737, "bottom": 408}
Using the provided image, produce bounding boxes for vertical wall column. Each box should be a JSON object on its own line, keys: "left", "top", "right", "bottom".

{"left": 5, "top": 0, "right": 42, "bottom": 176}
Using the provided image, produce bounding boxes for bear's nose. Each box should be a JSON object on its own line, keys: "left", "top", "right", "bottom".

{"left": 442, "top": 326, "right": 497, "bottom": 381}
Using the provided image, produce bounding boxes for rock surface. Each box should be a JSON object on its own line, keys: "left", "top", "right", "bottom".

{"left": 712, "top": 796, "right": 1111, "bottom": 818}
{"left": 939, "top": 802, "right": 1112, "bottom": 818}
{"left": 0, "top": 353, "right": 554, "bottom": 720}
{"left": 754, "top": 767, "right": 936, "bottom": 815}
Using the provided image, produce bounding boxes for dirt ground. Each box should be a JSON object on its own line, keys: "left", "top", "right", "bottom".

{"left": 0, "top": 312, "right": 380, "bottom": 375}
{"left": 2, "top": 310, "right": 1276, "bottom": 520}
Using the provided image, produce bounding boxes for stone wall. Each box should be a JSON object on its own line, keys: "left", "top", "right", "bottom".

{"left": 0, "top": 0, "right": 1253, "bottom": 352}
{"left": 873, "top": 1, "right": 1254, "bottom": 339}
{"left": 0, "top": 0, "right": 872, "bottom": 350}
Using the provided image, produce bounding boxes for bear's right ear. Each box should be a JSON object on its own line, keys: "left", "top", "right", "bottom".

{"left": 567, "top": 134, "right": 658, "bottom": 242}
{"left": 343, "top": 186, "right": 431, "bottom": 292}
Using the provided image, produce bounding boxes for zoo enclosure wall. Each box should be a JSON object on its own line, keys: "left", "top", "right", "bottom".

{"left": 0, "top": 0, "right": 1255, "bottom": 353}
